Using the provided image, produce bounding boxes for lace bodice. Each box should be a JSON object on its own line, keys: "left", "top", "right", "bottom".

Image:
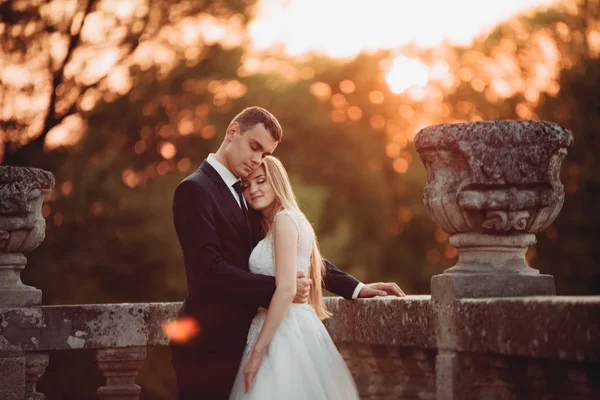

{"left": 249, "top": 209, "right": 313, "bottom": 277}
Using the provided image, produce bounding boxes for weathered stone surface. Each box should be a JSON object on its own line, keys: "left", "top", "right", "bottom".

{"left": 339, "top": 344, "right": 436, "bottom": 400}
{"left": 431, "top": 272, "right": 556, "bottom": 302}
{"left": 25, "top": 352, "right": 49, "bottom": 400}
{"left": 415, "top": 120, "right": 572, "bottom": 235}
{"left": 0, "top": 307, "right": 43, "bottom": 352}
{"left": 96, "top": 347, "right": 146, "bottom": 400}
{"left": 0, "top": 166, "right": 55, "bottom": 214}
{"left": 0, "top": 166, "right": 55, "bottom": 307}
{"left": 0, "top": 296, "right": 598, "bottom": 399}
{"left": 415, "top": 121, "right": 572, "bottom": 303}
{"left": 0, "top": 354, "right": 25, "bottom": 400}
{"left": 324, "top": 296, "right": 436, "bottom": 348}
{"left": 457, "top": 352, "right": 600, "bottom": 400}
{"left": 1, "top": 297, "right": 596, "bottom": 361}
{"left": 449, "top": 296, "right": 600, "bottom": 362}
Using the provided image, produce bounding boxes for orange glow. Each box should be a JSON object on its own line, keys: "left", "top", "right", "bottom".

{"left": 42, "top": 204, "right": 51, "bottom": 218}
{"left": 435, "top": 228, "right": 449, "bottom": 243}
{"left": 310, "top": 82, "right": 332, "bottom": 100}
{"left": 370, "top": 115, "right": 385, "bottom": 130}
{"left": 201, "top": 125, "right": 216, "bottom": 139}
{"left": 157, "top": 161, "right": 170, "bottom": 176}
{"left": 331, "top": 110, "right": 346, "bottom": 124}
{"left": 122, "top": 169, "right": 139, "bottom": 188}
{"left": 178, "top": 119, "right": 195, "bottom": 136}
{"left": 163, "top": 317, "right": 200, "bottom": 344}
{"left": 339, "top": 80, "right": 356, "bottom": 94}
{"left": 178, "top": 158, "right": 192, "bottom": 172}
{"left": 331, "top": 93, "right": 347, "bottom": 108}
{"left": 45, "top": 115, "right": 86, "bottom": 150}
{"left": 159, "top": 142, "right": 177, "bottom": 160}
{"left": 386, "top": 143, "right": 401, "bottom": 159}
{"left": 347, "top": 106, "right": 363, "bottom": 121}
{"left": 53, "top": 212, "right": 63, "bottom": 227}
{"left": 60, "top": 181, "right": 73, "bottom": 196}
{"left": 368, "top": 90, "right": 385, "bottom": 104}
{"left": 444, "top": 245, "right": 458, "bottom": 259}
{"left": 393, "top": 158, "right": 409, "bottom": 174}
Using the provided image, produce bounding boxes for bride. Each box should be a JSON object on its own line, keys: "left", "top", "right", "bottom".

{"left": 228, "top": 156, "right": 359, "bottom": 400}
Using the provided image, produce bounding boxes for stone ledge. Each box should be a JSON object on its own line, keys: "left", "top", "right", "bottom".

{"left": 324, "top": 296, "right": 436, "bottom": 348}
{"left": 447, "top": 296, "right": 600, "bottom": 362}
{"left": 1, "top": 296, "right": 598, "bottom": 364}
{"left": 0, "top": 297, "right": 433, "bottom": 352}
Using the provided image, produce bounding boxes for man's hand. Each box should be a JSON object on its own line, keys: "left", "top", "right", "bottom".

{"left": 358, "top": 282, "right": 405, "bottom": 298}
{"left": 293, "top": 271, "right": 312, "bottom": 303}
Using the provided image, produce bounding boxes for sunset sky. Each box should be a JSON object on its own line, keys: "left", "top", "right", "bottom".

{"left": 248, "top": 0, "right": 561, "bottom": 57}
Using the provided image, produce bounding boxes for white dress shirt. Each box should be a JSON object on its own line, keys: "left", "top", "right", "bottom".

{"left": 206, "top": 154, "right": 247, "bottom": 209}
{"left": 205, "top": 153, "right": 364, "bottom": 299}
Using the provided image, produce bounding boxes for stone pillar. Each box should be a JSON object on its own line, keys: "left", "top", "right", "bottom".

{"left": 25, "top": 353, "right": 49, "bottom": 400}
{"left": 96, "top": 347, "right": 147, "bottom": 400}
{"left": 415, "top": 120, "right": 572, "bottom": 304}
{"left": 415, "top": 120, "right": 573, "bottom": 400}
{"left": 0, "top": 166, "right": 55, "bottom": 400}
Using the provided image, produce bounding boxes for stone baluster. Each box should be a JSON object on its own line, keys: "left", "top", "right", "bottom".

{"left": 0, "top": 166, "right": 54, "bottom": 400}
{"left": 415, "top": 120, "right": 573, "bottom": 400}
{"left": 25, "top": 353, "right": 49, "bottom": 400}
{"left": 96, "top": 347, "right": 147, "bottom": 400}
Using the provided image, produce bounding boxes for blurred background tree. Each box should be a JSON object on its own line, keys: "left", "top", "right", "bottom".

{"left": 1, "top": 0, "right": 599, "bottom": 398}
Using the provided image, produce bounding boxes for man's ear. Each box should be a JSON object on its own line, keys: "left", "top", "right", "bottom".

{"left": 225, "top": 122, "right": 239, "bottom": 142}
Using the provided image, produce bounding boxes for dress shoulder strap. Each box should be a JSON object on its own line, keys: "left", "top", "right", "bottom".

{"left": 272, "top": 209, "right": 303, "bottom": 245}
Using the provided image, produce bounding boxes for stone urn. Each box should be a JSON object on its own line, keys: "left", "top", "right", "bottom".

{"left": 414, "top": 120, "right": 573, "bottom": 303}
{"left": 0, "top": 166, "right": 55, "bottom": 306}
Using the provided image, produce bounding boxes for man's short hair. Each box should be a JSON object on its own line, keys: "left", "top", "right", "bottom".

{"left": 232, "top": 106, "right": 283, "bottom": 141}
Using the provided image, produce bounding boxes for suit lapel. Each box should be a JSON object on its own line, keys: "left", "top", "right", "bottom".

{"left": 250, "top": 208, "right": 264, "bottom": 248}
{"left": 200, "top": 161, "right": 251, "bottom": 244}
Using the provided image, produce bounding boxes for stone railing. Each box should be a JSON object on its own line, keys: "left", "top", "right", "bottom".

{"left": 0, "top": 297, "right": 598, "bottom": 399}
{"left": 2, "top": 120, "right": 599, "bottom": 399}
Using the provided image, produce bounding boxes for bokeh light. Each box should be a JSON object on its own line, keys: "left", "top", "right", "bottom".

{"left": 163, "top": 317, "right": 200, "bottom": 344}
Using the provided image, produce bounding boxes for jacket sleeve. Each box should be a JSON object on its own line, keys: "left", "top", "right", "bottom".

{"left": 322, "top": 258, "right": 361, "bottom": 300}
{"left": 173, "top": 180, "right": 276, "bottom": 308}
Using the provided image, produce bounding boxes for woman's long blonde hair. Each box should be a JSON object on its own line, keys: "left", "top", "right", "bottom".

{"left": 261, "top": 156, "right": 331, "bottom": 320}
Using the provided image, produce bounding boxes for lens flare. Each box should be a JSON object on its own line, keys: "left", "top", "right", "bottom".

{"left": 163, "top": 317, "right": 200, "bottom": 343}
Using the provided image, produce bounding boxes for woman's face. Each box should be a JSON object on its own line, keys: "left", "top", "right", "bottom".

{"left": 242, "top": 165, "right": 276, "bottom": 212}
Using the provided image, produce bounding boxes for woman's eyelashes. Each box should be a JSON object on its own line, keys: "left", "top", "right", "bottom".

{"left": 242, "top": 178, "right": 266, "bottom": 192}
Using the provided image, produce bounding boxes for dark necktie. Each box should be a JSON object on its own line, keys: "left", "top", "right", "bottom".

{"left": 232, "top": 181, "right": 248, "bottom": 217}
{"left": 232, "top": 181, "right": 252, "bottom": 244}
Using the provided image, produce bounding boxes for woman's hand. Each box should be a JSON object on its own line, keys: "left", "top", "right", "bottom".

{"left": 244, "top": 348, "right": 264, "bottom": 393}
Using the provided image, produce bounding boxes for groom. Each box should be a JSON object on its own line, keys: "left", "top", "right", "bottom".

{"left": 171, "top": 106, "right": 404, "bottom": 399}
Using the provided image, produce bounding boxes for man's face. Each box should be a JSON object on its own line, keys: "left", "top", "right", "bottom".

{"left": 224, "top": 122, "right": 279, "bottom": 179}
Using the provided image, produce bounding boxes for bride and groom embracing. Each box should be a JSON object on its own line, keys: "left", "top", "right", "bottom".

{"left": 170, "top": 106, "right": 405, "bottom": 399}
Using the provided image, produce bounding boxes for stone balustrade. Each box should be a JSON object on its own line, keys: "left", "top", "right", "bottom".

{"left": 0, "top": 297, "right": 599, "bottom": 399}
{"left": 2, "top": 120, "right": 599, "bottom": 399}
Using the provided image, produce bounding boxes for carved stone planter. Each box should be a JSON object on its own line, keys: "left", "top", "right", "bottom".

{"left": 415, "top": 120, "right": 573, "bottom": 302}
{"left": 0, "top": 166, "right": 55, "bottom": 306}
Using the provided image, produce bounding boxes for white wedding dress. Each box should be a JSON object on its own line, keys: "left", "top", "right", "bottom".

{"left": 229, "top": 209, "right": 359, "bottom": 400}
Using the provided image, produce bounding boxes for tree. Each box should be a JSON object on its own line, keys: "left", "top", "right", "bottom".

{"left": 1, "top": 0, "right": 254, "bottom": 166}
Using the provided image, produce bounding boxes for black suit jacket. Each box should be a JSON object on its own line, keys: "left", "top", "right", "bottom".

{"left": 172, "top": 160, "right": 360, "bottom": 354}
